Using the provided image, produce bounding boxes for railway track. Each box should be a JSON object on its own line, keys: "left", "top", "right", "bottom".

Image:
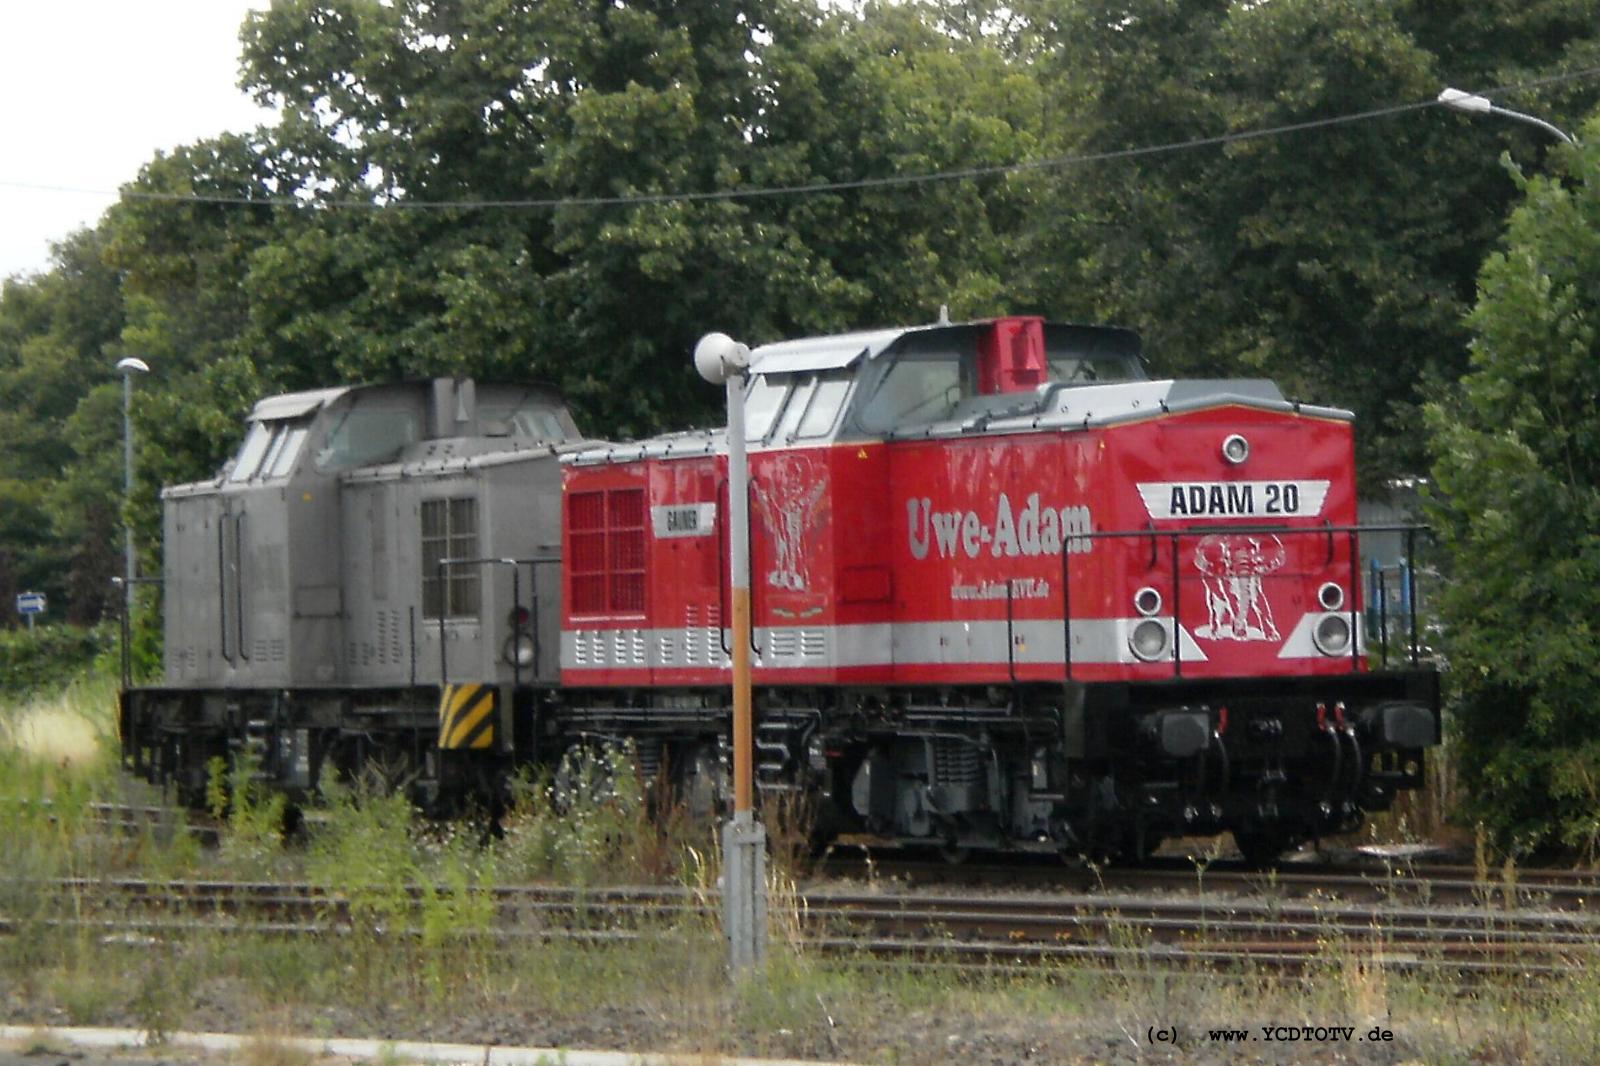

{"left": 60, "top": 801, "right": 1600, "bottom": 905}
{"left": 29, "top": 799, "right": 1600, "bottom": 917}
{"left": 2, "top": 876, "right": 1592, "bottom": 979}
{"left": 816, "top": 848, "right": 1600, "bottom": 911}
{"left": 8, "top": 799, "right": 221, "bottom": 845}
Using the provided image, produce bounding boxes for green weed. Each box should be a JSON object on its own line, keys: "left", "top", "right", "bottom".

{"left": 495, "top": 743, "right": 710, "bottom": 887}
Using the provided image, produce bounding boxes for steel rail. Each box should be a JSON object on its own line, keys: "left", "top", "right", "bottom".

{"left": 6, "top": 876, "right": 1596, "bottom": 980}
{"left": 817, "top": 854, "right": 1600, "bottom": 910}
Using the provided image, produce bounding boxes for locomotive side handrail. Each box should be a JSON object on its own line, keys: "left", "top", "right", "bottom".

{"left": 217, "top": 520, "right": 231, "bottom": 666}
{"left": 435, "top": 554, "right": 561, "bottom": 690}
{"left": 714, "top": 476, "right": 762, "bottom": 660}
{"left": 1060, "top": 522, "right": 1430, "bottom": 681}
{"left": 235, "top": 512, "right": 249, "bottom": 662}
{"left": 113, "top": 574, "right": 165, "bottom": 690}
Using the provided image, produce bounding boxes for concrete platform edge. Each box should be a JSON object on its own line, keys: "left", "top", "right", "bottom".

{"left": 0, "top": 1024, "right": 854, "bottom": 1066}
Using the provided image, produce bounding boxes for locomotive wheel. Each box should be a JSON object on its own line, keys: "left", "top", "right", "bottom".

{"left": 938, "top": 843, "right": 972, "bottom": 866}
{"left": 1233, "top": 828, "right": 1300, "bottom": 867}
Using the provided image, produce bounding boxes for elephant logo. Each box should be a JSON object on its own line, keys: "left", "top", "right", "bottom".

{"left": 752, "top": 456, "right": 828, "bottom": 592}
{"left": 1193, "top": 534, "right": 1286, "bottom": 642}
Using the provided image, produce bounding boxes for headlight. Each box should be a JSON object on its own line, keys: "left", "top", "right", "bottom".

{"left": 1317, "top": 582, "right": 1345, "bottom": 611}
{"left": 1129, "top": 619, "right": 1170, "bottom": 662}
{"left": 1312, "top": 614, "right": 1352, "bottom": 656}
{"left": 1133, "top": 586, "right": 1163, "bottom": 617}
{"left": 1221, "top": 433, "right": 1250, "bottom": 465}
{"left": 502, "top": 633, "right": 536, "bottom": 667}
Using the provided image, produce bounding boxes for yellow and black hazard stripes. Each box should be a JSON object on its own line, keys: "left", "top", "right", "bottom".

{"left": 438, "top": 683, "right": 497, "bottom": 750}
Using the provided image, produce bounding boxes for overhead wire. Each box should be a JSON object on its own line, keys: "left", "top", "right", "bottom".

{"left": 5, "top": 63, "right": 1599, "bottom": 212}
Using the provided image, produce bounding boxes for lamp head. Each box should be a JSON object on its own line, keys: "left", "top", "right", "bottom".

{"left": 693, "top": 333, "right": 750, "bottom": 385}
{"left": 1438, "top": 88, "right": 1492, "bottom": 115}
{"left": 115, "top": 357, "right": 150, "bottom": 375}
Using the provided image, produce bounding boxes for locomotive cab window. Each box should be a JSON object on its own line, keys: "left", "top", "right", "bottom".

{"left": 768, "top": 369, "right": 853, "bottom": 442}
{"left": 1047, "top": 352, "right": 1144, "bottom": 386}
{"left": 421, "top": 498, "right": 480, "bottom": 620}
{"left": 743, "top": 375, "right": 791, "bottom": 442}
{"left": 478, "top": 388, "right": 576, "bottom": 441}
{"left": 859, "top": 348, "right": 975, "bottom": 431}
{"left": 227, "top": 418, "right": 312, "bottom": 482}
{"left": 227, "top": 422, "right": 274, "bottom": 482}
{"left": 315, "top": 397, "right": 423, "bottom": 471}
{"left": 266, "top": 425, "right": 309, "bottom": 478}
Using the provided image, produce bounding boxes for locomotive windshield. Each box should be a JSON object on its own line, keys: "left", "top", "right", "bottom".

{"left": 859, "top": 348, "right": 973, "bottom": 429}
{"left": 315, "top": 400, "right": 422, "bottom": 471}
{"left": 227, "top": 418, "right": 311, "bottom": 482}
{"left": 860, "top": 336, "right": 1146, "bottom": 432}
{"left": 744, "top": 369, "right": 852, "bottom": 443}
{"left": 478, "top": 388, "right": 575, "bottom": 440}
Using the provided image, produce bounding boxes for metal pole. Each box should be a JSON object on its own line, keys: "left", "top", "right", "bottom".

{"left": 722, "top": 368, "right": 766, "bottom": 975}
{"left": 727, "top": 373, "right": 752, "bottom": 813}
{"left": 1378, "top": 566, "right": 1389, "bottom": 668}
{"left": 696, "top": 331, "right": 766, "bottom": 978}
{"left": 115, "top": 357, "right": 148, "bottom": 621}
{"left": 123, "top": 370, "right": 135, "bottom": 618}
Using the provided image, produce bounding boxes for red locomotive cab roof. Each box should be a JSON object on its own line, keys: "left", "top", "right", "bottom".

{"left": 564, "top": 318, "right": 1352, "bottom": 469}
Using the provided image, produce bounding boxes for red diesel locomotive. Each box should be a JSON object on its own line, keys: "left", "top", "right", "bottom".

{"left": 120, "top": 314, "right": 1438, "bottom": 863}
{"left": 557, "top": 315, "right": 1437, "bottom": 861}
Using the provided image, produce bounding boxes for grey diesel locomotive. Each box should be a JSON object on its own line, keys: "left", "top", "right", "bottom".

{"left": 122, "top": 377, "right": 583, "bottom": 808}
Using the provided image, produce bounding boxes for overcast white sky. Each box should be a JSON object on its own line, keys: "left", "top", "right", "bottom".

{"left": 0, "top": 1, "right": 272, "bottom": 280}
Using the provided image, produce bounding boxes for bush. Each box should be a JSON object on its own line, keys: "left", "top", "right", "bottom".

{"left": 0, "top": 623, "right": 116, "bottom": 698}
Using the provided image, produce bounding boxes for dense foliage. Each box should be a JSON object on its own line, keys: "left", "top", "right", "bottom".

{"left": 0, "top": 622, "right": 117, "bottom": 698}
{"left": 6, "top": 0, "right": 1598, "bottom": 622}
{"left": 1426, "top": 126, "right": 1600, "bottom": 858}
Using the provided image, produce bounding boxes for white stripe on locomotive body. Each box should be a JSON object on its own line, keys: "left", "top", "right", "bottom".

{"left": 559, "top": 617, "right": 1232, "bottom": 673}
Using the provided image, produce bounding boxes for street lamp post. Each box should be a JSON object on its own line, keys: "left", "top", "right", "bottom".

{"left": 1438, "top": 88, "right": 1577, "bottom": 146}
{"left": 115, "top": 357, "right": 150, "bottom": 620}
{"left": 693, "top": 331, "right": 767, "bottom": 977}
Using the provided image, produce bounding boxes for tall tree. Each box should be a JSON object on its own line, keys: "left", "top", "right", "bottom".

{"left": 1427, "top": 125, "right": 1600, "bottom": 857}
{"left": 222, "top": 0, "right": 1041, "bottom": 434}
{"left": 0, "top": 229, "right": 127, "bottom": 624}
{"left": 1020, "top": 0, "right": 1600, "bottom": 486}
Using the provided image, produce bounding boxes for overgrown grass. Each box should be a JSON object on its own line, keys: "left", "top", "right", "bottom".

{"left": 10, "top": 918, "right": 1600, "bottom": 1064}
{"left": 6, "top": 680, "right": 1600, "bottom": 1062}
{"left": 496, "top": 744, "right": 714, "bottom": 888}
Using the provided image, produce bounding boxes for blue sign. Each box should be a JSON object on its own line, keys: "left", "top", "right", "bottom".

{"left": 16, "top": 591, "right": 45, "bottom": 615}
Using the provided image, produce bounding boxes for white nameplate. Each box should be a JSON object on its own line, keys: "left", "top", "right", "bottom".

{"left": 651, "top": 503, "right": 717, "bottom": 538}
{"left": 1137, "top": 480, "right": 1330, "bottom": 521}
